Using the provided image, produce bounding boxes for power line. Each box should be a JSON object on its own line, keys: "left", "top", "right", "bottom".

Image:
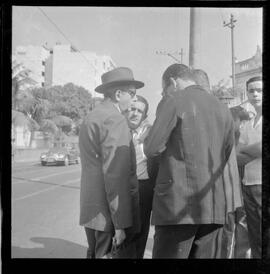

{"left": 36, "top": 7, "right": 95, "bottom": 70}
{"left": 36, "top": 7, "right": 97, "bottom": 97}
{"left": 156, "top": 50, "right": 183, "bottom": 64}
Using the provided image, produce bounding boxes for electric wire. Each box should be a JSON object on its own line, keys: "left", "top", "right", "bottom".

{"left": 36, "top": 7, "right": 97, "bottom": 98}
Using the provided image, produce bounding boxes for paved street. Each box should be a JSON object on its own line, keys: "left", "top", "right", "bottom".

{"left": 11, "top": 161, "right": 154, "bottom": 258}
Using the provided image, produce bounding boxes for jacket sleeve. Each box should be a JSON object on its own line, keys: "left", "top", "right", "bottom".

{"left": 101, "top": 114, "right": 133, "bottom": 230}
{"left": 224, "top": 108, "right": 235, "bottom": 163}
{"left": 144, "top": 96, "right": 177, "bottom": 157}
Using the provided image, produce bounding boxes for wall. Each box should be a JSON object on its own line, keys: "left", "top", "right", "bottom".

{"left": 14, "top": 45, "right": 50, "bottom": 88}
{"left": 13, "top": 125, "right": 31, "bottom": 148}
{"left": 50, "top": 44, "right": 115, "bottom": 95}
{"left": 13, "top": 148, "right": 49, "bottom": 163}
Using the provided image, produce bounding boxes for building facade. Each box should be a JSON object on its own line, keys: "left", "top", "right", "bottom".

{"left": 13, "top": 45, "right": 50, "bottom": 88}
{"left": 45, "top": 44, "right": 116, "bottom": 95}
{"left": 14, "top": 44, "right": 116, "bottom": 96}
{"left": 235, "top": 45, "right": 262, "bottom": 102}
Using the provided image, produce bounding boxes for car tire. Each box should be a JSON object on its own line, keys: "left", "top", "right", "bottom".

{"left": 64, "top": 157, "right": 69, "bottom": 166}
{"left": 41, "top": 161, "right": 46, "bottom": 166}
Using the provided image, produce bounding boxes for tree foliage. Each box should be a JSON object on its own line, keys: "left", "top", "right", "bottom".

{"left": 12, "top": 60, "right": 37, "bottom": 110}
{"left": 211, "top": 79, "right": 234, "bottom": 98}
{"left": 12, "top": 63, "right": 93, "bottom": 137}
{"left": 19, "top": 83, "right": 92, "bottom": 135}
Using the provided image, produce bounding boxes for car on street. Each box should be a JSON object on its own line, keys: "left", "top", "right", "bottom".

{"left": 40, "top": 146, "right": 80, "bottom": 166}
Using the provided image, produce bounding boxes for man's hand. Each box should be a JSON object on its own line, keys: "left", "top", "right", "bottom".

{"left": 239, "top": 141, "right": 262, "bottom": 158}
{"left": 237, "top": 152, "right": 254, "bottom": 166}
{"left": 137, "top": 125, "right": 151, "bottom": 144}
{"left": 113, "top": 229, "right": 126, "bottom": 246}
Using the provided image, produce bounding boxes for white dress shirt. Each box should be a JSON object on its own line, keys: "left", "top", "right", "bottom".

{"left": 239, "top": 115, "right": 262, "bottom": 185}
{"left": 132, "top": 120, "right": 151, "bottom": 180}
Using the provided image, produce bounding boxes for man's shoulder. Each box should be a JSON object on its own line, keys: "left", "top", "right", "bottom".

{"left": 85, "top": 101, "right": 122, "bottom": 122}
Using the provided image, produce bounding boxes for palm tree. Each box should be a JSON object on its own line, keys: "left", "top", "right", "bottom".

{"left": 12, "top": 61, "right": 44, "bottom": 147}
{"left": 12, "top": 60, "right": 37, "bottom": 110}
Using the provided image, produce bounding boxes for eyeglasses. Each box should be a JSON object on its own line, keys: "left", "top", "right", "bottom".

{"left": 247, "top": 88, "right": 263, "bottom": 94}
{"left": 122, "top": 89, "right": 136, "bottom": 98}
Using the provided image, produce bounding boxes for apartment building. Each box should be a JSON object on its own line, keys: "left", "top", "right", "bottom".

{"left": 13, "top": 45, "right": 50, "bottom": 88}
{"left": 45, "top": 44, "right": 116, "bottom": 95}
{"left": 13, "top": 44, "right": 116, "bottom": 96}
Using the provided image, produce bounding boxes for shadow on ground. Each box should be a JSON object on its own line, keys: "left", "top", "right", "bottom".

{"left": 12, "top": 237, "right": 87, "bottom": 258}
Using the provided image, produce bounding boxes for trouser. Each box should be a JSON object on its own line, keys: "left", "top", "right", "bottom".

{"left": 134, "top": 179, "right": 154, "bottom": 258}
{"left": 221, "top": 208, "right": 251, "bottom": 258}
{"left": 242, "top": 184, "right": 262, "bottom": 258}
{"left": 85, "top": 227, "right": 113, "bottom": 258}
{"left": 84, "top": 227, "right": 137, "bottom": 259}
{"left": 152, "top": 224, "right": 223, "bottom": 259}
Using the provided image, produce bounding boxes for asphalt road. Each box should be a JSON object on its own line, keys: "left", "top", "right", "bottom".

{"left": 11, "top": 161, "right": 154, "bottom": 258}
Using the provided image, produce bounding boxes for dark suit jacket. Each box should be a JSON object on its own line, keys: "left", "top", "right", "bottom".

{"left": 144, "top": 85, "right": 236, "bottom": 225}
{"left": 79, "top": 99, "right": 140, "bottom": 233}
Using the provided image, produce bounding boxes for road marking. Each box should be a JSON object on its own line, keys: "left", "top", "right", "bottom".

{"left": 12, "top": 178, "right": 80, "bottom": 202}
{"left": 27, "top": 168, "right": 81, "bottom": 181}
{"left": 12, "top": 177, "right": 80, "bottom": 189}
{"left": 12, "top": 165, "right": 80, "bottom": 177}
{"left": 13, "top": 180, "right": 35, "bottom": 185}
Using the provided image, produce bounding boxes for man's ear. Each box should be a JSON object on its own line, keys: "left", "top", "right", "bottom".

{"left": 169, "top": 77, "right": 177, "bottom": 89}
{"left": 115, "top": 89, "right": 121, "bottom": 102}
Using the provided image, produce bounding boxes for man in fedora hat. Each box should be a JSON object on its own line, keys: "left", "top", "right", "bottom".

{"left": 79, "top": 67, "right": 144, "bottom": 258}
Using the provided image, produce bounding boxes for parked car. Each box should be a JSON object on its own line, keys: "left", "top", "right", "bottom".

{"left": 40, "top": 146, "right": 80, "bottom": 166}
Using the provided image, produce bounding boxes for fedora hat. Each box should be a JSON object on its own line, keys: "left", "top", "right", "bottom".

{"left": 95, "top": 67, "right": 144, "bottom": 93}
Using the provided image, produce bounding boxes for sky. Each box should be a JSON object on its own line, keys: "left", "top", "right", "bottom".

{"left": 12, "top": 6, "right": 263, "bottom": 123}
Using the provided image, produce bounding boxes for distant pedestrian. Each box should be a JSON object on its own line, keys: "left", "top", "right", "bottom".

{"left": 144, "top": 63, "right": 241, "bottom": 258}
{"left": 237, "top": 76, "right": 262, "bottom": 258}
{"left": 79, "top": 67, "right": 144, "bottom": 258}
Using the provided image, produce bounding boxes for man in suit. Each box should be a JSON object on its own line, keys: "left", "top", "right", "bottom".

{"left": 125, "top": 95, "right": 155, "bottom": 258}
{"left": 144, "top": 63, "right": 238, "bottom": 258}
{"left": 79, "top": 67, "right": 144, "bottom": 258}
{"left": 237, "top": 76, "right": 262, "bottom": 258}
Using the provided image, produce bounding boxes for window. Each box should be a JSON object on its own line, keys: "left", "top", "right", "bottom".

{"left": 42, "top": 61, "right": 45, "bottom": 66}
{"left": 42, "top": 71, "right": 45, "bottom": 76}
{"left": 241, "top": 63, "right": 249, "bottom": 71}
{"left": 41, "top": 82, "right": 44, "bottom": 87}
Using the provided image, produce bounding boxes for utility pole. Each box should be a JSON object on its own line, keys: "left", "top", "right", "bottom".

{"left": 180, "top": 48, "right": 184, "bottom": 64}
{"left": 156, "top": 50, "right": 184, "bottom": 64}
{"left": 224, "top": 14, "right": 237, "bottom": 95}
{"left": 189, "top": 8, "right": 201, "bottom": 69}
